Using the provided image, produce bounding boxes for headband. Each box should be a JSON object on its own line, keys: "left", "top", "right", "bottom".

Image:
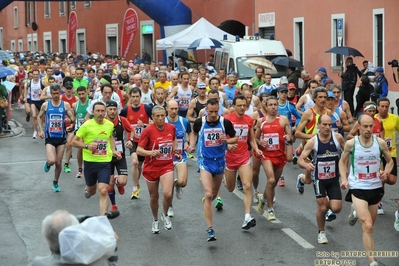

{"left": 100, "top": 78, "right": 110, "bottom": 85}
{"left": 364, "top": 104, "right": 376, "bottom": 111}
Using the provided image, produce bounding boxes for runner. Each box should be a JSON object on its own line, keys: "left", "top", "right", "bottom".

{"left": 105, "top": 100, "right": 133, "bottom": 211}
{"left": 298, "top": 115, "right": 345, "bottom": 244}
{"left": 347, "top": 101, "right": 384, "bottom": 140}
{"left": 37, "top": 84, "right": 75, "bottom": 192}
{"left": 165, "top": 100, "right": 191, "bottom": 217}
{"left": 136, "top": 106, "right": 182, "bottom": 233}
{"left": 72, "top": 102, "right": 121, "bottom": 215}
{"left": 27, "top": 69, "right": 45, "bottom": 139}
{"left": 224, "top": 95, "right": 262, "bottom": 229}
{"left": 255, "top": 96, "right": 292, "bottom": 221}
{"left": 186, "top": 82, "right": 207, "bottom": 123}
{"left": 340, "top": 115, "right": 393, "bottom": 266}
{"left": 188, "top": 98, "right": 237, "bottom": 241}
{"left": 168, "top": 72, "right": 192, "bottom": 117}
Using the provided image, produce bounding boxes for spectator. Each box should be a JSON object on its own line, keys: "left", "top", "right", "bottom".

{"left": 372, "top": 67, "right": 388, "bottom": 103}
{"left": 287, "top": 67, "right": 299, "bottom": 90}
{"left": 339, "top": 57, "right": 361, "bottom": 115}
{"left": 141, "top": 49, "right": 151, "bottom": 64}
{"left": 316, "top": 67, "right": 330, "bottom": 84}
{"left": 355, "top": 75, "right": 372, "bottom": 117}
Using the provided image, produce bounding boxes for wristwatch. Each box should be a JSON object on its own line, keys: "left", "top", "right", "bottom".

{"left": 85, "top": 144, "right": 88, "bottom": 149}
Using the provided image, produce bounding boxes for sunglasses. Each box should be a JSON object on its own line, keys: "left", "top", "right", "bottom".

{"left": 197, "top": 87, "right": 206, "bottom": 90}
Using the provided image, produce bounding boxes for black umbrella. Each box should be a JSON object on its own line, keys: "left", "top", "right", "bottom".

{"left": 171, "top": 49, "right": 196, "bottom": 62}
{"left": 271, "top": 57, "right": 302, "bottom": 68}
{"left": 325, "top": 46, "right": 364, "bottom": 57}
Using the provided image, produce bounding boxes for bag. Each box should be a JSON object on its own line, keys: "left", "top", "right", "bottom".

{"left": 0, "top": 98, "right": 8, "bottom": 109}
{"left": 59, "top": 216, "right": 117, "bottom": 264}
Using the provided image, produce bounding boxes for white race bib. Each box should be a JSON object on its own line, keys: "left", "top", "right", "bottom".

{"left": 204, "top": 128, "right": 223, "bottom": 147}
{"left": 317, "top": 161, "right": 336, "bottom": 179}
{"left": 261, "top": 133, "right": 279, "bottom": 151}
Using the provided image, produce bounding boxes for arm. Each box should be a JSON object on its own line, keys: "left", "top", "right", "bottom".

{"left": 338, "top": 140, "right": 354, "bottom": 189}
{"left": 248, "top": 120, "right": 262, "bottom": 156}
{"left": 343, "top": 100, "right": 354, "bottom": 124}
{"left": 40, "top": 87, "right": 51, "bottom": 100}
{"left": 339, "top": 110, "right": 350, "bottom": 132}
{"left": 380, "top": 120, "right": 385, "bottom": 139}
{"left": 381, "top": 82, "right": 388, "bottom": 98}
{"left": 378, "top": 138, "right": 393, "bottom": 181}
{"left": 295, "top": 95, "right": 305, "bottom": 115}
{"left": 294, "top": 110, "right": 314, "bottom": 140}
{"left": 335, "top": 132, "right": 346, "bottom": 150}
{"left": 109, "top": 135, "right": 122, "bottom": 159}
{"left": 297, "top": 137, "right": 315, "bottom": 172}
{"left": 167, "top": 86, "right": 179, "bottom": 101}
{"left": 282, "top": 116, "right": 293, "bottom": 161}
{"left": 186, "top": 99, "right": 197, "bottom": 123}
{"left": 346, "top": 122, "right": 359, "bottom": 140}
{"left": 187, "top": 131, "right": 198, "bottom": 153}
{"left": 37, "top": 102, "right": 48, "bottom": 139}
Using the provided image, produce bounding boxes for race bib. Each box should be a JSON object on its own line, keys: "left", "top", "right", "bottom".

{"left": 357, "top": 159, "right": 379, "bottom": 180}
{"left": 234, "top": 124, "right": 249, "bottom": 142}
{"left": 179, "top": 97, "right": 190, "bottom": 109}
{"left": 385, "top": 137, "right": 392, "bottom": 151}
{"left": 204, "top": 128, "right": 223, "bottom": 147}
{"left": 49, "top": 114, "right": 63, "bottom": 133}
{"left": 77, "top": 118, "right": 85, "bottom": 127}
{"left": 32, "top": 88, "right": 41, "bottom": 100}
{"left": 92, "top": 139, "right": 108, "bottom": 156}
{"left": 157, "top": 142, "right": 173, "bottom": 160}
{"left": 317, "top": 161, "right": 336, "bottom": 179}
{"left": 132, "top": 124, "right": 144, "bottom": 140}
{"left": 115, "top": 140, "right": 123, "bottom": 153}
{"left": 261, "top": 133, "right": 279, "bottom": 151}
{"left": 177, "top": 139, "right": 183, "bottom": 154}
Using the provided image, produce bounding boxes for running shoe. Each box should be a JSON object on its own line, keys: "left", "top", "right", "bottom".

{"left": 26, "top": 114, "right": 30, "bottom": 122}
{"left": 84, "top": 189, "right": 91, "bottom": 199}
{"left": 257, "top": 194, "right": 265, "bottom": 215}
{"left": 292, "top": 156, "right": 298, "bottom": 165}
{"left": 115, "top": 179, "right": 125, "bottom": 195}
{"left": 348, "top": 204, "right": 357, "bottom": 226}
{"left": 325, "top": 209, "right": 336, "bottom": 222}
{"left": 167, "top": 206, "right": 174, "bottom": 218}
{"left": 161, "top": 213, "right": 172, "bottom": 230}
{"left": 175, "top": 184, "right": 183, "bottom": 199}
{"left": 242, "top": 217, "right": 256, "bottom": 230}
{"left": 76, "top": 171, "right": 83, "bottom": 178}
{"left": 206, "top": 228, "right": 217, "bottom": 242}
{"left": 215, "top": 197, "right": 223, "bottom": 210}
{"left": 52, "top": 181, "right": 60, "bottom": 192}
{"left": 33, "top": 131, "right": 37, "bottom": 139}
{"left": 377, "top": 202, "right": 384, "bottom": 215}
{"left": 43, "top": 162, "right": 51, "bottom": 173}
{"left": 394, "top": 211, "right": 399, "bottom": 232}
{"left": 187, "top": 152, "right": 194, "bottom": 159}
{"left": 267, "top": 211, "right": 276, "bottom": 221}
{"left": 152, "top": 220, "right": 160, "bottom": 234}
{"left": 131, "top": 189, "right": 140, "bottom": 199}
{"left": 317, "top": 231, "right": 328, "bottom": 244}
{"left": 63, "top": 164, "right": 71, "bottom": 173}
{"left": 277, "top": 176, "right": 285, "bottom": 187}
{"left": 236, "top": 176, "right": 243, "bottom": 190}
{"left": 296, "top": 174, "right": 305, "bottom": 195}
{"left": 111, "top": 204, "right": 118, "bottom": 211}
{"left": 295, "top": 146, "right": 302, "bottom": 156}
{"left": 253, "top": 191, "right": 260, "bottom": 204}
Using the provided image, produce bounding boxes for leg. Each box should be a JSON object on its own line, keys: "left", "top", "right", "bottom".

{"left": 146, "top": 181, "right": 160, "bottom": 220}
{"left": 54, "top": 144, "right": 66, "bottom": 182}
{"left": 24, "top": 102, "right": 31, "bottom": 122}
{"left": 98, "top": 183, "right": 110, "bottom": 215}
{"left": 252, "top": 155, "right": 261, "bottom": 191}
{"left": 160, "top": 171, "right": 174, "bottom": 216}
{"left": 224, "top": 168, "right": 237, "bottom": 192}
{"left": 30, "top": 104, "right": 38, "bottom": 133}
{"left": 238, "top": 164, "right": 253, "bottom": 215}
{"left": 201, "top": 170, "right": 223, "bottom": 228}
{"left": 64, "top": 132, "right": 74, "bottom": 171}
{"left": 315, "top": 197, "right": 329, "bottom": 232}
{"left": 175, "top": 163, "right": 188, "bottom": 188}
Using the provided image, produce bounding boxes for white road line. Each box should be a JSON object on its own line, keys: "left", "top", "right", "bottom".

{"left": 0, "top": 158, "right": 78, "bottom": 165}
{"left": 281, "top": 228, "right": 315, "bottom": 249}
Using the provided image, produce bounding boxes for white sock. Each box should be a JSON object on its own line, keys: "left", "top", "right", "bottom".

{"left": 244, "top": 213, "right": 251, "bottom": 221}
{"left": 370, "top": 261, "right": 378, "bottom": 266}
{"left": 133, "top": 186, "right": 137, "bottom": 191}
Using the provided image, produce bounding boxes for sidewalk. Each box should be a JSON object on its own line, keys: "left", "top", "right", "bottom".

{"left": 0, "top": 107, "right": 25, "bottom": 139}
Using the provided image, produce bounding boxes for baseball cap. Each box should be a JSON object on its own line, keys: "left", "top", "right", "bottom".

{"left": 287, "top": 83, "right": 296, "bottom": 90}
{"left": 54, "top": 64, "right": 60, "bottom": 68}
{"left": 197, "top": 82, "right": 206, "bottom": 89}
{"left": 277, "top": 86, "right": 288, "bottom": 92}
{"left": 64, "top": 81, "right": 73, "bottom": 88}
{"left": 10, "top": 59, "right": 15, "bottom": 63}
{"left": 323, "top": 78, "right": 334, "bottom": 86}
{"left": 106, "top": 100, "right": 118, "bottom": 108}
{"left": 327, "top": 91, "right": 336, "bottom": 99}
{"left": 280, "top": 76, "right": 288, "bottom": 84}
{"left": 375, "top": 67, "right": 384, "bottom": 73}
{"left": 316, "top": 67, "right": 327, "bottom": 73}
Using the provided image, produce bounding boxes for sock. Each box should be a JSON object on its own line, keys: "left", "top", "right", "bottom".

{"left": 133, "top": 186, "right": 138, "bottom": 191}
{"left": 108, "top": 188, "right": 116, "bottom": 205}
{"left": 53, "top": 180, "right": 57, "bottom": 184}
{"left": 260, "top": 195, "right": 266, "bottom": 204}
{"left": 267, "top": 207, "right": 274, "bottom": 213}
{"left": 244, "top": 213, "right": 251, "bottom": 221}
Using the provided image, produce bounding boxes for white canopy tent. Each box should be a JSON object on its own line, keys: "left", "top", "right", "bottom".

{"left": 156, "top": 17, "right": 235, "bottom": 50}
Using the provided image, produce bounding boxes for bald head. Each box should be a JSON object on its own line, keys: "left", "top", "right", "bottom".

{"left": 359, "top": 114, "right": 374, "bottom": 125}
{"left": 168, "top": 100, "right": 178, "bottom": 108}
{"left": 318, "top": 114, "right": 332, "bottom": 125}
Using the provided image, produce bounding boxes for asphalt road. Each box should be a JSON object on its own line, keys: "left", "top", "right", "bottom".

{"left": 1, "top": 108, "right": 399, "bottom": 266}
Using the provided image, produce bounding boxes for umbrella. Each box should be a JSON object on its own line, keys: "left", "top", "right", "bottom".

{"left": 243, "top": 57, "right": 277, "bottom": 74}
{"left": 0, "top": 67, "right": 17, "bottom": 79}
{"left": 271, "top": 57, "right": 303, "bottom": 68}
{"left": 1, "top": 81, "right": 16, "bottom": 93}
{"left": 171, "top": 49, "right": 196, "bottom": 62}
{"left": 325, "top": 46, "right": 364, "bottom": 57}
{"left": 0, "top": 50, "right": 13, "bottom": 61}
{"left": 188, "top": 37, "right": 223, "bottom": 50}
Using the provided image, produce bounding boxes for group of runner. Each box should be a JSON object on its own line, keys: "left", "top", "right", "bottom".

{"left": 12, "top": 56, "right": 399, "bottom": 265}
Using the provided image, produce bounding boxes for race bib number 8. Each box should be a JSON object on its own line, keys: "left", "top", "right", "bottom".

{"left": 357, "top": 160, "right": 378, "bottom": 180}
{"left": 317, "top": 161, "right": 336, "bottom": 179}
{"left": 234, "top": 124, "right": 249, "bottom": 142}
{"left": 92, "top": 139, "right": 108, "bottom": 156}
{"left": 204, "top": 128, "right": 223, "bottom": 147}
{"left": 49, "top": 114, "right": 63, "bottom": 133}
{"left": 261, "top": 133, "right": 279, "bottom": 151}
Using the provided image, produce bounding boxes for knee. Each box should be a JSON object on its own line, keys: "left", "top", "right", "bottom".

{"left": 204, "top": 192, "right": 213, "bottom": 201}
{"left": 362, "top": 220, "right": 374, "bottom": 234}
{"left": 267, "top": 178, "right": 277, "bottom": 188}
{"left": 98, "top": 186, "right": 108, "bottom": 197}
{"left": 55, "top": 160, "right": 62, "bottom": 167}
{"left": 318, "top": 204, "right": 329, "bottom": 214}
{"left": 331, "top": 204, "right": 342, "bottom": 214}
{"left": 149, "top": 192, "right": 159, "bottom": 202}
{"left": 242, "top": 180, "right": 251, "bottom": 191}
{"left": 48, "top": 159, "right": 56, "bottom": 166}
{"left": 118, "top": 178, "right": 127, "bottom": 186}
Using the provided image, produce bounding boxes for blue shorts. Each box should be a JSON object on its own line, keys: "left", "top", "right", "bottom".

{"left": 198, "top": 157, "right": 225, "bottom": 176}
{"left": 83, "top": 161, "right": 111, "bottom": 187}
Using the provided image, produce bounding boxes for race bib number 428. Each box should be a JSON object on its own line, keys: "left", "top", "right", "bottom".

{"left": 204, "top": 128, "right": 223, "bottom": 147}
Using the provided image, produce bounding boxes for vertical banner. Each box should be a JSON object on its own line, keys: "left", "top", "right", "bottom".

{"left": 121, "top": 8, "right": 138, "bottom": 58}
{"left": 68, "top": 11, "right": 78, "bottom": 53}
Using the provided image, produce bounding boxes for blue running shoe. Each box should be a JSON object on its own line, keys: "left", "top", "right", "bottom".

{"left": 207, "top": 228, "right": 217, "bottom": 242}
{"left": 325, "top": 209, "right": 336, "bottom": 222}
{"left": 44, "top": 162, "right": 51, "bottom": 173}
{"left": 296, "top": 174, "right": 305, "bottom": 195}
{"left": 52, "top": 181, "right": 60, "bottom": 192}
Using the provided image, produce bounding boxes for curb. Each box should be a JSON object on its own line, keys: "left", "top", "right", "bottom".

{"left": 0, "top": 119, "right": 25, "bottom": 139}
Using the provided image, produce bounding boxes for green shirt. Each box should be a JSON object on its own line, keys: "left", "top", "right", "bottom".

{"left": 73, "top": 78, "right": 89, "bottom": 89}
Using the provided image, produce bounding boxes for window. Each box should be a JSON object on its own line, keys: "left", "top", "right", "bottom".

{"left": 14, "top": 7, "right": 18, "bottom": 28}
{"left": 373, "top": 9, "right": 384, "bottom": 67}
{"left": 27, "top": 34, "right": 32, "bottom": 51}
{"left": 84, "top": 1, "right": 91, "bottom": 8}
{"left": 59, "top": 1, "right": 65, "bottom": 16}
{"left": 11, "top": 40, "right": 16, "bottom": 52}
{"left": 59, "top": 30, "right": 67, "bottom": 53}
{"left": 106, "top": 24, "right": 118, "bottom": 55}
{"left": 44, "top": 1, "right": 50, "bottom": 18}
{"left": 76, "top": 30, "right": 86, "bottom": 54}
{"left": 331, "top": 14, "right": 345, "bottom": 68}
{"left": 18, "top": 39, "right": 23, "bottom": 52}
{"left": 70, "top": 1, "right": 76, "bottom": 9}
{"left": 294, "top": 18, "right": 304, "bottom": 66}
{"left": 228, "top": 58, "right": 235, "bottom": 74}
{"left": 44, "top": 32, "right": 52, "bottom": 53}
{"left": 26, "top": 1, "right": 31, "bottom": 27}
{"left": 33, "top": 1, "right": 37, "bottom": 23}
{"left": 214, "top": 51, "right": 222, "bottom": 70}
{"left": 33, "top": 33, "right": 38, "bottom": 52}
{"left": 258, "top": 12, "right": 275, "bottom": 40}
{"left": 0, "top": 28, "right": 3, "bottom": 50}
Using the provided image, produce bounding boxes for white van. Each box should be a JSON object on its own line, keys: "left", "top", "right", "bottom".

{"left": 214, "top": 37, "right": 288, "bottom": 85}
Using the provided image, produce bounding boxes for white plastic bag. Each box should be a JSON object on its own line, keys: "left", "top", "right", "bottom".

{"left": 59, "top": 216, "right": 116, "bottom": 265}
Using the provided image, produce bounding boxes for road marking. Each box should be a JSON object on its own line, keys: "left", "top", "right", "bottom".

{"left": 281, "top": 228, "right": 315, "bottom": 249}
{"left": 0, "top": 159, "right": 78, "bottom": 165}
